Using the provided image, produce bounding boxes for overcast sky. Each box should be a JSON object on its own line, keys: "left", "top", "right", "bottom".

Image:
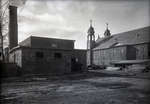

{"left": 17, "top": 0, "right": 150, "bottom": 49}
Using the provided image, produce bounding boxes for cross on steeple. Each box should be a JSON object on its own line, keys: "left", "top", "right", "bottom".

{"left": 90, "top": 19, "right": 92, "bottom": 27}
{"left": 106, "top": 23, "right": 108, "bottom": 29}
{"left": 104, "top": 22, "right": 111, "bottom": 37}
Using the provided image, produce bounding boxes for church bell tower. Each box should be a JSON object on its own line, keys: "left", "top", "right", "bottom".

{"left": 87, "top": 20, "right": 95, "bottom": 66}
{"left": 104, "top": 23, "right": 111, "bottom": 37}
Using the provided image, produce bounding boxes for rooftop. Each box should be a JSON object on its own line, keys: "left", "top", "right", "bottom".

{"left": 94, "top": 26, "right": 150, "bottom": 50}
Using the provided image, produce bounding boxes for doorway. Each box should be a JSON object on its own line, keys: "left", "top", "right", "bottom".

{"left": 127, "top": 46, "right": 136, "bottom": 60}
{"left": 71, "top": 57, "right": 82, "bottom": 72}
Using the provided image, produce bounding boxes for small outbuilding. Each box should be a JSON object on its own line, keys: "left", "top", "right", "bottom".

{"left": 9, "top": 36, "right": 86, "bottom": 75}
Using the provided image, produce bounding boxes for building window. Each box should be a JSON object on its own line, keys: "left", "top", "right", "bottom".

{"left": 51, "top": 43, "right": 57, "bottom": 48}
{"left": 54, "top": 53, "right": 62, "bottom": 59}
{"left": 36, "top": 52, "right": 44, "bottom": 58}
{"left": 136, "top": 33, "right": 140, "bottom": 38}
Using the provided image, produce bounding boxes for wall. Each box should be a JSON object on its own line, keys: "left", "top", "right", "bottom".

{"left": 91, "top": 43, "right": 149, "bottom": 66}
{"left": 149, "top": 43, "right": 150, "bottom": 59}
{"left": 93, "top": 46, "right": 127, "bottom": 66}
{"left": 9, "top": 47, "right": 87, "bottom": 75}
{"left": 133, "top": 43, "right": 149, "bottom": 60}
{"left": 19, "top": 36, "right": 74, "bottom": 50}
{"left": 31, "top": 37, "right": 74, "bottom": 50}
{"left": 9, "top": 49, "right": 22, "bottom": 68}
{"left": 72, "top": 49, "right": 87, "bottom": 71}
{"left": 21, "top": 47, "right": 72, "bottom": 75}
{"left": 86, "top": 51, "right": 90, "bottom": 66}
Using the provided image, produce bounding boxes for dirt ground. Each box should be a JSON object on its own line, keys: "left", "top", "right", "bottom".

{"left": 1, "top": 70, "right": 150, "bottom": 104}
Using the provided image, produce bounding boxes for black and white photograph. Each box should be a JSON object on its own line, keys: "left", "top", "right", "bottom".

{"left": 0, "top": 0, "right": 150, "bottom": 104}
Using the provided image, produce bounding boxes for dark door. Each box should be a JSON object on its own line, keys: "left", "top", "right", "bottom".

{"left": 71, "top": 57, "right": 82, "bottom": 72}
{"left": 71, "top": 58, "right": 76, "bottom": 72}
{"left": 127, "top": 46, "right": 136, "bottom": 60}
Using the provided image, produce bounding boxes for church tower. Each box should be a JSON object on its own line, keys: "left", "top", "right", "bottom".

{"left": 87, "top": 20, "right": 95, "bottom": 66}
{"left": 104, "top": 23, "right": 111, "bottom": 37}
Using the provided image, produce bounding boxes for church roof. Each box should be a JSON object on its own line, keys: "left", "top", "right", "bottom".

{"left": 94, "top": 26, "right": 150, "bottom": 50}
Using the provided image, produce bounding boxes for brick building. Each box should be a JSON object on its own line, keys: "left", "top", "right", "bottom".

{"left": 87, "top": 24, "right": 150, "bottom": 66}
{"left": 9, "top": 36, "right": 86, "bottom": 75}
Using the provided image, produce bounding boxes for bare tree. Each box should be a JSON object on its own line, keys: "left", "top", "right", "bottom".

{"left": 0, "top": 0, "right": 27, "bottom": 61}
{"left": 0, "top": 0, "right": 9, "bottom": 61}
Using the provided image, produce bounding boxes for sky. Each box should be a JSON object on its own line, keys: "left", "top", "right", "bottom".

{"left": 16, "top": 0, "right": 150, "bottom": 49}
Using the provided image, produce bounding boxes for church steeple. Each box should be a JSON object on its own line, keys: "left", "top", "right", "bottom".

{"left": 104, "top": 23, "right": 111, "bottom": 37}
{"left": 88, "top": 20, "right": 95, "bottom": 35}
{"left": 87, "top": 20, "right": 95, "bottom": 66}
{"left": 90, "top": 19, "right": 92, "bottom": 27}
{"left": 106, "top": 23, "right": 108, "bottom": 29}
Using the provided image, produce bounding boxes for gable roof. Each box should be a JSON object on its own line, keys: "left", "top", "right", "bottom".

{"left": 94, "top": 26, "right": 150, "bottom": 50}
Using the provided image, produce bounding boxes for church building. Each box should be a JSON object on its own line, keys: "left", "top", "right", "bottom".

{"left": 87, "top": 22, "right": 150, "bottom": 67}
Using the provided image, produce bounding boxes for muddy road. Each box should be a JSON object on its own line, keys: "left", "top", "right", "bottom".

{"left": 1, "top": 71, "right": 150, "bottom": 104}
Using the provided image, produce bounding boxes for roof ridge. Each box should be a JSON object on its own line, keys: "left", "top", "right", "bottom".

{"left": 112, "top": 26, "right": 150, "bottom": 36}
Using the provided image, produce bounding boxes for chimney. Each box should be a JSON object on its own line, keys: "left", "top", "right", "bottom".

{"left": 9, "top": 5, "right": 18, "bottom": 50}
